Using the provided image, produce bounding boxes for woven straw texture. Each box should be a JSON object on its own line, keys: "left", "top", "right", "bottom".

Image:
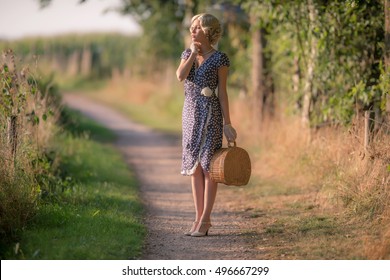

{"left": 210, "top": 142, "right": 251, "bottom": 186}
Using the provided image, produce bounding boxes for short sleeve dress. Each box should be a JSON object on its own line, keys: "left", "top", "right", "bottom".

{"left": 180, "top": 48, "right": 230, "bottom": 175}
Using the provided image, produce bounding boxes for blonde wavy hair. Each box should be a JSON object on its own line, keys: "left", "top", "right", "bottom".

{"left": 191, "top": 13, "right": 222, "bottom": 46}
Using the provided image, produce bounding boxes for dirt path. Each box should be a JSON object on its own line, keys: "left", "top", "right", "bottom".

{"left": 63, "top": 93, "right": 259, "bottom": 260}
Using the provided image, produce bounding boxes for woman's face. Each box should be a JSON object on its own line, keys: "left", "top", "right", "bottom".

{"left": 190, "top": 19, "right": 207, "bottom": 43}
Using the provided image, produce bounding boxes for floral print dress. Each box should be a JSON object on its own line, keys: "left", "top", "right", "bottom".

{"left": 180, "top": 49, "right": 230, "bottom": 175}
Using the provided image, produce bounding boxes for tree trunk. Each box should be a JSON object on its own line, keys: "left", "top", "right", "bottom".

{"left": 385, "top": 0, "right": 390, "bottom": 113}
{"left": 251, "top": 13, "right": 266, "bottom": 131}
{"left": 80, "top": 46, "right": 92, "bottom": 76}
{"left": 67, "top": 51, "right": 80, "bottom": 76}
{"left": 292, "top": 57, "right": 300, "bottom": 93}
{"left": 301, "top": 0, "right": 318, "bottom": 128}
{"left": 264, "top": 75, "right": 275, "bottom": 118}
{"left": 293, "top": 55, "right": 301, "bottom": 111}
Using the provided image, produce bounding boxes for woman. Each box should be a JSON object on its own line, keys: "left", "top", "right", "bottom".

{"left": 176, "top": 13, "right": 237, "bottom": 237}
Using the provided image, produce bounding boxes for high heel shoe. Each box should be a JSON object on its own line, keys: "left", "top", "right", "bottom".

{"left": 184, "top": 221, "right": 198, "bottom": 236}
{"left": 191, "top": 222, "right": 212, "bottom": 237}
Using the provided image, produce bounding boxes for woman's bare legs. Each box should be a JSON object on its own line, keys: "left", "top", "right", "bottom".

{"left": 189, "top": 165, "right": 218, "bottom": 236}
{"left": 190, "top": 168, "right": 217, "bottom": 236}
{"left": 190, "top": 165, "right": 205, "bottom": 230}
{"left": 199, "top": 169, "right": 218, "bottom": 224}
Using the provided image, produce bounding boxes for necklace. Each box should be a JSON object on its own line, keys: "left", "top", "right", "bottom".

{"left": 198, "top": 48, "right": 214, "bottom": 56}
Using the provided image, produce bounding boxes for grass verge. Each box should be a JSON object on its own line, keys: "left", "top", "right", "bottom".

{"left": 1, "top": 108, "right": 146, "bottom": 260}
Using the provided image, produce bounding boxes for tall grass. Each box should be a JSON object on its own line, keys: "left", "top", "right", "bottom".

{"left": 0, "top": 49, "right": 59, "bottom": 244}
{"left": 232, "top": 105, "right": 390, "bottom": 258}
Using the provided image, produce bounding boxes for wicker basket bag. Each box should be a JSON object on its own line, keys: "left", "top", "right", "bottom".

{"left": 210, "top": 141, "right": 251, "bottom": 186}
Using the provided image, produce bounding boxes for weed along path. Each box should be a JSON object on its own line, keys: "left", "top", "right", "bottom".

{"left": 63, "top": 93, "right": 259, "bottom": 260}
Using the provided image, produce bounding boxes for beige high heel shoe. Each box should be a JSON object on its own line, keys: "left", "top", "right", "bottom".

{"left": 184, "top": 221, "right": 199, "bottom": 236}
{"left": 191, "top": 222, "right": 212, "bottom": 237}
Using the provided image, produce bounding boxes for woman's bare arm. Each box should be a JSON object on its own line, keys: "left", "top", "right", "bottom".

{"left": 176, "top": 52, "right": 197, "bottom": 82}
{"left": 217, "top": 65, "right": 232, "bottom": 125}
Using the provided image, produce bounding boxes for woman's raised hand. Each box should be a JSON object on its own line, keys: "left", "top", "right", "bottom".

{"left": 190, "top": 42, "right": 199, "bottom": 54}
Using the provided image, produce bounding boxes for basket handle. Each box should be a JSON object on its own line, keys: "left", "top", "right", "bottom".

{"left": 227, "top": 141, "right": 237, "bottom": 147}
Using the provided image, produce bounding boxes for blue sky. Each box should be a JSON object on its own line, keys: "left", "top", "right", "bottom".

{"left": 0, "top": 0, "right": 141, "bottom": 40}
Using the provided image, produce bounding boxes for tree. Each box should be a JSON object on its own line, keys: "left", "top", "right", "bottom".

{"left": 241, "top": 0, "right": 276, "bottom": 131}
{"left": 250, "top": 12, "right": 266, "bottom": 128}
{"left": 301, "top": 0, "right": 318, "bottom": 128}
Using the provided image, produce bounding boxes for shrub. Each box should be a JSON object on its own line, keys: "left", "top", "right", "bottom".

{"left": 0, "top": 49, "right": 59, "bottom": 242}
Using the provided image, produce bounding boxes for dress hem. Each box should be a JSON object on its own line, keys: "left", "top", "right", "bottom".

{"left": 181, "top": 160, "right": 199, "bottom": 176}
